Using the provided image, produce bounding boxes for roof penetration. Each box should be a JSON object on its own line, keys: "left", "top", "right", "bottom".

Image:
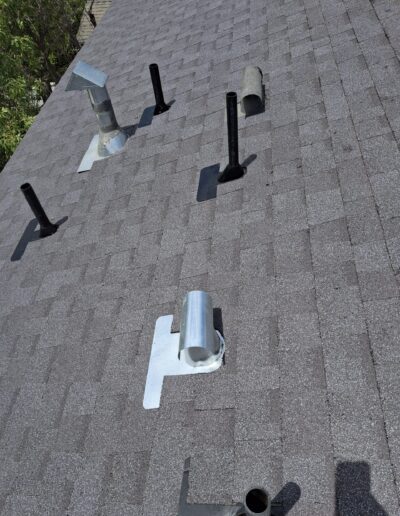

{"left": 1, "top": 0, "right": 400, "bottom": 514}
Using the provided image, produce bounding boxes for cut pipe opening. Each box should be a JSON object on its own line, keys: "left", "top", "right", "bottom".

{"left": 240, "top": 66, "right": 264, "bottom": 117}
{"left": 245, "top": 488, "right": 270, "bottom": 514}
{"left": 21, "top": 183, "right": 30, "bottom": 192}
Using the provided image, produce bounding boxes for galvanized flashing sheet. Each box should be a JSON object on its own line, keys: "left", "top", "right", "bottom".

{"left": 143, "top": 315, "right": 224, "bottom": 409}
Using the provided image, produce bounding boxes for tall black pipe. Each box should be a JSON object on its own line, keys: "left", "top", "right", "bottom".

{"left": 20, "top": 183, "right": 58, "bottom": 238}
{"left": 149, "top": 63, "right": 170, "bottom": 115}
{"left": 218, "top": 91, "right": 245, "bottom": 183}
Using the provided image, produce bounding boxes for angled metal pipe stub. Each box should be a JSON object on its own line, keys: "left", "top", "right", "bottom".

{"left": 66, "top": 60, "right": 131, "bottom": 172}
{"left": 65, "top": 60, "right": 107, "bottom": 91}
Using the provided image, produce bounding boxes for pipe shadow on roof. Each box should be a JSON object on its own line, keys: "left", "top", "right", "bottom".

{"left": 335, "top": 461, "right": 388, "bottom": 516}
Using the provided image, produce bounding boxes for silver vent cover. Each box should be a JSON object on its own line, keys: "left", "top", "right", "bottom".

{"left": 66, "top": 60, "right": 128, "bottom": 172}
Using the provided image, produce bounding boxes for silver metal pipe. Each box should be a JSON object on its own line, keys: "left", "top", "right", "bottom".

{"left": 88, "top": 87, "right": 119, "bottom": 134}
{"left": 179, "top": 291, "right": 222, "bottom": 367}
{"left": 238, "top": 487, "right": 271, "bottom": 516}
{"left": 240, "top": 66, "right": 264, "bottom": 116}
{"left": 65, "top": 60, "right": 127, "bottom": 166}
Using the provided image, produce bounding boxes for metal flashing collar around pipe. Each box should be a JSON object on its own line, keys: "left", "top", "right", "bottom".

{"left": 65, "top": 60, "right": 128, "bottom": 172}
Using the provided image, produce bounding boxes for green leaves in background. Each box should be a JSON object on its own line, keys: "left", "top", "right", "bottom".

{"left": 0, "top": 0, "right": 85, "bottom": 170}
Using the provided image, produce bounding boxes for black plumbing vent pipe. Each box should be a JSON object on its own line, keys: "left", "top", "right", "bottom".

{"left": 218, "top": 91, "right": 245, "bottom": 183}
{"left": 149, "top": 63, "right": 170, "bottom": 115}
{"left": 20, "top": 183, "right": 58, "bottom": 238}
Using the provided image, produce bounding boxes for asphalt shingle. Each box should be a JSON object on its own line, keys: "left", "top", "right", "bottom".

{"left": 1, "top": 0, "right": 400, "bottom": 513}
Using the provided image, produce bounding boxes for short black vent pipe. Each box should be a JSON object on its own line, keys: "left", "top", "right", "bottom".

{"left": 20, "top": 183, "right": 58, "bottom": 238}
{"left": 218, "top": 91, "right": 246, "bottom": 183}
{"left": 149, "top": 63, "right": 170, "bottom": 115}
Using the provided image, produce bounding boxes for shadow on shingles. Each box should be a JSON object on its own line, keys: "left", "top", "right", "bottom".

{"left": 138, "top": 106, "right": 155, "bottom": 128}
{"left": 11, "top": 216, "right": 68, "bottom": 262}
{"left": 138, "top": 99, "right": 175, "bottom": 128}
{"left": 213, "top": 307, "right": 223, "bottom": 336}
{"left": 122, "top": 124, "right": 137, "bottom": 137}
{"left": 178, "top": 458, "right": 301, "bottom": 515}
{"left": 335, "top": 462, "right": 387, "bottom": 516}
{"left": 196, "top": 154, "right": 256, "bottom": 203}
{"left": 272, "top": 482, "right": 301, "bottom": 515}
{"left": 197, "top": 164, "right": 220, "bottom": 202}
{"left": 241, "top": 153, "right": 257, "bottom": 168}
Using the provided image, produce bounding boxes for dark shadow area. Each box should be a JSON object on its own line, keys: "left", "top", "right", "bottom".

{"left": 138, "top": 100, "right": 175, "bottom": 128}
{"left": 242, "top": 85, "right": 266, "bottom": 117}
{"left": 178, "top": 458, "right": 300, "bottom": 516}
{"left": 196, "top": 164, "right": 220, "bottom": 202}
{"left": 335, "top": 462, "right": 387, "bottom": 516}
{"left": 11, "top": 216, "right": 68, "bottom": 262}
{"left": 138, "top": 106, "right": 155, "bottom": 128}
{"left": 241, "top": 153, "right": 257, "bottom": 169}
{"left": 213, "top": 307, "right": 223, "bottom": 336}
{"left": 55, "top": 216, "right": 68, "bottom": 227}
{"left": 196, "top": 155, "right": 256, "bottom": 203}
{"left": 122, "top": 124, "right": 137, "bottom": 138}
{"left": 11, "top": 219, "right": 39, "bottom": 262}
{"left": 213, "top": 307, "right": 224, "bottom": 366}
{"left": 272, "top": 482, "right": 302, "bottom": 515}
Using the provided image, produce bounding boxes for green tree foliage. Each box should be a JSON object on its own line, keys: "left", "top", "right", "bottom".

{"left": 0, "top": 0, "right": 85, "bottom": 170}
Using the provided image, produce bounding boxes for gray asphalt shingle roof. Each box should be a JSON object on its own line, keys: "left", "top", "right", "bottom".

{"left": 1, "top": 0, "right": 400, "bottom": 514}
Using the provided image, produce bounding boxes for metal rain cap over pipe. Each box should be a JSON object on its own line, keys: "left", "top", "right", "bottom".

{"left": 178, "top": 291, "right": 222, "bottom": 367}
{"left": 240, "top": 66, "right": 264, "bottom": 117}
{"left": 65, "top": 61, "right": 127, "bottom": 160}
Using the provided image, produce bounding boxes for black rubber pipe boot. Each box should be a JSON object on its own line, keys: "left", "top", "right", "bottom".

{"left": 149, "top": 63, "right": 170, "bottom": 115}
{"left": 20, "top": 183, "right": 58, "bottom": 238}
{"left": 218, "top": 91, "right": 245, "bottom": 183}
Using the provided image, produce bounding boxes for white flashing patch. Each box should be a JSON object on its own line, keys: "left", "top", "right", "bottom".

{"left": 143, "top": 315, "right": 224, "bottom": 409}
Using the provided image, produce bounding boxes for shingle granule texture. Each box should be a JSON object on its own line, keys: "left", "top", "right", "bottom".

{"left": 1, "top": 0, "right": 400, "bottom": 514}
